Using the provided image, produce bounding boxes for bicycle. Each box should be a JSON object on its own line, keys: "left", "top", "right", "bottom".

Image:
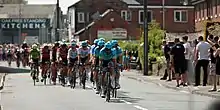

{"left": 41, "top": 61, "right": 50, "bottom": 85}
{"left": 69, "top": 63, "right": 78, "bottom": 89}
{"left": 79, "top": 63, "right": 88, "bottom": 89}
{"left": 112, "top": 64, "right": 123, "bottom": 98}
{"left": 31, "top": 62, "right": 39, "bottom": 86}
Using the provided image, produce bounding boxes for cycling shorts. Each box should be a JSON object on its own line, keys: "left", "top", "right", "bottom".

{"left": 80, "top": 56, "right": 88, "bottom": 65}
{"left": 102, "top": 60, "right": 112, "bottom": 68}
{"left": 68, "top": 57, "right": 78, "bottom": 67}
{"left": 41, "top": 57, "right": 50, "bottom": 65}
{"left": 32, "top": 58, "right": 39, "bottom": 66}
{"left": 61, "top": 58, "right": 68, "bottom": 66}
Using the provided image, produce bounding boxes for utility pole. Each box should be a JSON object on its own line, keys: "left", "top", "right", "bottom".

{"left": 143, "top": 0, "right": 148, "bottom": 75}
{"left": 55, "top": 0, "right": 60, "bottom": 41}
{"left": 18, "top": 3, "right": 22, "bottom": 44}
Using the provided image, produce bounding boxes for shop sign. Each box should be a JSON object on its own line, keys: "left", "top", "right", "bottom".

{"left": 0, "top": 18, "right": 50, "bottom": 29}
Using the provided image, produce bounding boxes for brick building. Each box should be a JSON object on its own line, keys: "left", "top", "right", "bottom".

{"left": 191, "top": 0, "right": 220, "bottom": 32}
{"left": 67, "top": 0, "right": 195, "bottom": 42}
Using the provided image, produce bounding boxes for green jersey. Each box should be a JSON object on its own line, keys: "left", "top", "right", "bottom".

{"left": 30, "top": 49, "right": 40, "bottom": 59}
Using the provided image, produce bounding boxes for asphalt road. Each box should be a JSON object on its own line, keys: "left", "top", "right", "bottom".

{"left": 0, "top": 63, "right": 216, "bottom": 110}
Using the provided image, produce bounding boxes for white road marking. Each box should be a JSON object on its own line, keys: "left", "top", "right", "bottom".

{"left": 133, "top": 105, "right": 149, "bottom": 110}
{"left": 180, "top": 90, "right": 190, "bottom": 94}
{"left": 158, "top": 83, "right": 162, "bottom": 87}
{"left": 120, "top": 99, "right": 132, "bottom": 105}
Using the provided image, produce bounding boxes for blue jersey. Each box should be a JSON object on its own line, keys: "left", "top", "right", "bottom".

{"left": 112, "top": 47, "right": 122, "bottom": 57}
{"left": 99, "top": 48, "right": 116, "bottom": 60}
{"left": 90, "top": 44, "right": 97, "bottom": 55}
{"left": 94, "top": 46, "right": 102, "bottom": 57}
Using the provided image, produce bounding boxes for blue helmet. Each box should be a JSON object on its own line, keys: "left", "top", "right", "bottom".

{"left": 71, "top": 42, "right": 76, "bottom": 47}
{"left": 81, "top": 41, "right": 88, "bottom": 47}
{"left": 104, "top": 42, "right": 112, "bottom": 49}
{"left": 111, "top": 40, "right": 118, "bottom": 46}
{"left": 99, "top": 38, "right": 105, "bottom": 41}
{"left": 98, "top": 40, "right": 105, "bottom": 46}
{"left": 94, "top": 39, "right": 99, "bottom": 44}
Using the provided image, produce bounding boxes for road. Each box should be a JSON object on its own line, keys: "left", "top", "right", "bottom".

{"left": 0, "top": 64, "right": 216, "bottom": 110}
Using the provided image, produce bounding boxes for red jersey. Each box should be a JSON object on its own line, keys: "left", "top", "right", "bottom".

{"left": 58, "top": 47, "right": 68, "bottom": 59}
{"left": 41, "top": 48, "right": 50, "bottom": 59}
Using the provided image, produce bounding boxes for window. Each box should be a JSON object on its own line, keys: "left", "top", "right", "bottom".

{"left": 174, "top": 10, "right": 188, "bottom": 22}
{"left": 121, "top": 10, "right": 132, "bottom": 21}
{"left": 77, "top": 12, "right": 85, "bottom": 23}
{"left": 138, "top": 10, "right": 152, "bottom": 24}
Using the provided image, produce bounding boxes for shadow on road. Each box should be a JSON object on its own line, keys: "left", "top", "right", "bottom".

{"left": 0, "top": 66, "right": 31, "bottom": 73}
{"left": 117, "top": 91, "right": 143, "bottom": 103}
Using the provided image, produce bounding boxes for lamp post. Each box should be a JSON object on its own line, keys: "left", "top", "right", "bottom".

{"left": 143, "top": 0, "right": 148, "bottom": 75}
{"left": 18, "top": 3, "right": 22, "bottom": 44}
{"left": 55, "top": 0, "right": 60, "bottom": 41}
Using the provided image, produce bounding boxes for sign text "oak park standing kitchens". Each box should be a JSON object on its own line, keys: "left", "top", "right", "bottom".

{"left": 0, "top": 18, "right": 49, "bottom": 29}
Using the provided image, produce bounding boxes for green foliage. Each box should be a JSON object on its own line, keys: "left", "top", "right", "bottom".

{"left": 138, "top": 20, "right": 165, "bottom": 67}
{"left": 118, "top": 40, "right": 139, "bottom": 52}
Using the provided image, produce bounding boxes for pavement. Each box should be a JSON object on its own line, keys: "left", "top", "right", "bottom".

{"left": 0, "top": 61, "right": 218, "bottom": 110}
{"left": 122, "top": 70, "right": 220, "bottom": 99}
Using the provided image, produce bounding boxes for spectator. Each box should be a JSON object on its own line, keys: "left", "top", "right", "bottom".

{"left": 182, "top": 36, "right": 193, "bottom": 85}
{"left": 160, "top": 40, "right": 172, "bottom": 81}
{"left": 0, "top": 45, "right": 2, "bottom": 61}
{"left": 194, "top": 36, "right": 211, "bottom": 86}
{"left": 207, "top": 35, "right": 220, "bottom": 92}
{"left": 171, "top": 38, "right": 187, "bottom": 87}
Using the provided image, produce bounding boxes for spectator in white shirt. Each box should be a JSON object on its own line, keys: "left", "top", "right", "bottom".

{"left": 182, "top": 36, "right": 194, "bottom": 85}
{"left": 194, "top": 36, "right": 211, "bottom": 86}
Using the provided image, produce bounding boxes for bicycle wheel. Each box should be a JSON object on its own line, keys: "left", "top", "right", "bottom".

{"left": 43, "top": 74, "right": 47, "bottom": 85}
{"left": 33, "top": 70, "right": 36, "bottom": 86}
{"left": 106, "top": 72, "right": 111, "bottom": 102}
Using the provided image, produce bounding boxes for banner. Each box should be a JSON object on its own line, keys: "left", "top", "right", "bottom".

{"left": 97, "top": 28, "right": 127, "bottom": 40}
{"left": 24, "top": 36, "right": 38, "bottom": 44}
{"left": 0, "top": 18, "right": 50, "bottom": 29}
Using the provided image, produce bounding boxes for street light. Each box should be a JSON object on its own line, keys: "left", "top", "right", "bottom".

{"left": 143, "top": 0, "right": 148, "bottom": 75}
{"left": 55, "top": 0, "right": 60, "bottom": 41}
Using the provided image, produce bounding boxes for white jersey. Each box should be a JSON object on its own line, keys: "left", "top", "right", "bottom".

{"left": 68, "top": 48, "right": 78, "bottom": 59}
{"left": 78, "top": 47, "right": 90, "bottom": 58}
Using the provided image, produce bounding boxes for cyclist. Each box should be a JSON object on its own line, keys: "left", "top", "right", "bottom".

{"left": 7, "top": 48, "right": 13, "bottom": 66}
{"left": 99, "top": 42, "right": 116, "bottom": 98}
{"left": 93, "top": 40, "right": 105, "bottom": 94}
{"left": 67, "top": 42, "right": 78, "bottom": 86}
{"left": 58, "top": 42, "right": 69, "bottom": 86}
{"left": 111, "top": 40, "right": 123, "bottom": 89}
{"left": 51, "top": 42, "right": 60, "bottom": 85}
{"left": 40, "top": 44, "right": 51, "bottom": 82}
{"left": 30, "top": 44, "right": 40, "bottom": 82}
{"left": 78, "top": 41, "right": 90, "bottom": 89}
{"left": 14, "top": 47, "right": 21, "bottom": 67}
{"left": 21, "top": 42, "right": 30, "bottom": 67}
{"left": 90, "top": 39, "right": 99, "bottom": 83}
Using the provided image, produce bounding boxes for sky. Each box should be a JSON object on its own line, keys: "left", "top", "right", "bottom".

{"left": 27, "top": 0, "right": 79, "bottom": 14}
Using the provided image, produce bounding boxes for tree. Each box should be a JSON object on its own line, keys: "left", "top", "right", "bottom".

{"left": 138, "top": 20, "right": 165, "bottom": 69}
{"left": 1, "top": 0, "right": 27, "bottom": 4}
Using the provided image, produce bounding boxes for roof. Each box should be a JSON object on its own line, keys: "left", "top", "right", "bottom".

{"left": 67, "top": 0, "right": 81, "bottom": 9}
{"left": 0, "top": 4, "right": 56, "bottom": 18}
{"left": 136, "top": 0, "right": 192, "bottom": 6}
{"left": 74, "top": 9, "right": 113, "bottom": 35}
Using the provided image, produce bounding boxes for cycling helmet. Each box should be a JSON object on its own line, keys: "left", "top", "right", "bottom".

{"left": 98, "top": 40, "right": 105, "bottom": 46}
{"left": 32, "top": 44, "right": 38, "bottom": 49}
{"left": 99, "top": 38, "right": 105, "bottom": 41}
{"left": 94, "top": 39, "right": 99, "bottom": 44}
{"left": 104, "top": 42, "right": 112, "bottom": 49}
{"left": 81, "top": 41, "right": 88, "bottom": 47}
{"left": 111, "top": 40, "right": 118, "bottom": 46}
{"left": 71, "top": 42, "right": 76, "bottom": 47}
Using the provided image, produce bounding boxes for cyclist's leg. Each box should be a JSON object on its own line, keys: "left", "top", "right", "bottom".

{"left": 67, "top": 58, "right": 74, "bottom": 85}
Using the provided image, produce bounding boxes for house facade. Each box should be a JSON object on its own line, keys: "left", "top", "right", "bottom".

{"left": 67, "top": 0, "right": 195, "bottom": 42}
{"left": 191, "top": 0, "right": 220, "bottom": 32}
